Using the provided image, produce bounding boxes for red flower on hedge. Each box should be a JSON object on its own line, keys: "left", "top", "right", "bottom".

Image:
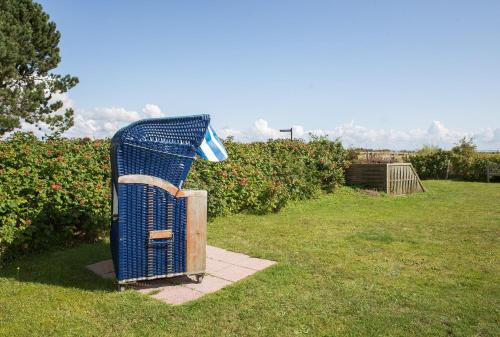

{"left": 55, "top": 156, "right": 63, "bottom": 162}
{"left": 239, "top": 177, "right": 248, "bottom": 186}
{"left": 51, "top": 183, "right": 62, "bottom": 191}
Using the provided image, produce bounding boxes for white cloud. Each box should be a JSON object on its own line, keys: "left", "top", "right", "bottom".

{"left": 142, "top": 104, "right": 164, "bottom": 118}
{"left": 50, "top": 92, "right": 75, "bottom": 110}
{"left": 65, "top": 103, "right": 166, "bottom": 139}
{"left": 5, "top": 92, "right": 76, "bottom": 137}
{"left": 252, "top": 118, "right": 281, "bottom": 140}
{"left": 214, "top": 118, "right": 500, "bottom": 150}
{"left": 292, "top": 125, "right": 305, "bottom": 138}
{"left": 7, "top": 99, "right": 165, "bottom": 139}
{"left": 7, "top": 95, "right": 499, "bottom": 150}
{"left": 64, "top": 108, "right": 137, "bottom": 138}
{"left": 84, "top": 107, "right": 140, "bottom": 122}
{"left": 218, "top": 127, "right": 243, "bottom": 139}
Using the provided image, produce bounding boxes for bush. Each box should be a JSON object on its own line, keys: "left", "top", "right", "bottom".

{"left": 447, "top": 138, "right": 500, "bottom": 181}
{"left": 407, "top": 147, "right": 450, "bottom": 179}
{"left": 0, "top": 133, "right": 110, "bottom": 260}
{"left": 408, "top": 139, "right": 500, "bottom": 181}
{"left": 186, "top": 137, "right": 347, "bottom": 216}
{"left": 0, "top": 133, "right": 347, "bottom": 261}
{"left": 450, "top": 152, "right": 500, "bottom": 181}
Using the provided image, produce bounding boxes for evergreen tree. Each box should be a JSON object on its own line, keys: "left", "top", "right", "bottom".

{"left": 0, "top": 0, "right": 78, "bottom": 136}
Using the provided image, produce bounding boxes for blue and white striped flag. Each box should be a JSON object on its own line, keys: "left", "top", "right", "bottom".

{"left": 196, "top": 125, "right": 228, "bottom": 161}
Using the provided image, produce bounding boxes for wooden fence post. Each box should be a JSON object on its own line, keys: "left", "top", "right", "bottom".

{"left": 445, "top": 160, "right": 451, "bottom": 180}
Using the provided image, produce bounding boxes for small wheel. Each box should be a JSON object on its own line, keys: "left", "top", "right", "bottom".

{"left": 118, "top": 285, "right": 126, "bottom": 292}
{"left": 195, "top": 274, "right": 204, "bottom": 283}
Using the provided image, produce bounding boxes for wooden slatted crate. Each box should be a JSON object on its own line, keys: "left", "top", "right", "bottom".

{"left": 346, "top": 163, "right": 425, "bottom": 195}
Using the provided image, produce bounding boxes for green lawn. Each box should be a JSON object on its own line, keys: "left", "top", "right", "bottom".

{"left": 1, "top": 181, "right": 499, "bottom": 337}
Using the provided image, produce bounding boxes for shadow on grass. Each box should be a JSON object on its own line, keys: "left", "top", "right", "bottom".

{"left": 0, "top": 241, "right": 116, "bottom": 292}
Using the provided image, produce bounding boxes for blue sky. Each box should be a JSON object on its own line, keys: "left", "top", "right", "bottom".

{"left": 37, "top": 0, "right": 500, "bottom": 149}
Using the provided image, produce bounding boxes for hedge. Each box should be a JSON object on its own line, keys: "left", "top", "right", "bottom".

{"left": 407, "top": 140, "right": 500, "bottom": 181}
{"left": 0, "top": 132, "right": 347, "bottom": 261}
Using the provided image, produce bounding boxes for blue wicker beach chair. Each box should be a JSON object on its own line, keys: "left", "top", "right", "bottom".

{"left": 110, "top": 114, "right": 222, "bottom": 288}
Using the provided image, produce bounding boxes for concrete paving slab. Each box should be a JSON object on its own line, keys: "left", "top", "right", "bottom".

{"left": 211, "top": 250, "right": 251, "bottom": 264}
{"left": 210, "top": 264, "right": 257, "bottom": 282}
{"left": 205, "top": 258, "right": 233, "bottom": 273}
{"left": 86, "top": 259, "right": 114, "bottom": 275}
{"left": 153, "top": 286, "right": 204, "bottom": 305}
{"left": 101, "top": 271, "right": 116, "bottom": 280}
{"left": 87, "top": 245, "right": 276, "bottom": 305}
{"left": 206, "top": 245, "right": 228, "bottom": 256}
{"left": 184, "top": 274, "right": 232, "bottom": 293}
{"left": 233, "top": 257, "right": 276, "bottom": 271}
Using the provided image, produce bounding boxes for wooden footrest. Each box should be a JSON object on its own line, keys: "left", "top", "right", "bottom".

{"left": 149, "top": 230, "right": 173, "bottom": 240}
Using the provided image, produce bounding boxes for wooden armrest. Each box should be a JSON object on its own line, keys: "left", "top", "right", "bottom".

{"left": 118, "top": 174, "right": 185, "bottom": 197}
{"left": 118, "top": 174, "right": 207, "bottom": 199}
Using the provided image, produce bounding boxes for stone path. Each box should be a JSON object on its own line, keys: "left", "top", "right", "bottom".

{"left": 87, "top": 245, "right": 276, "bottom": 305}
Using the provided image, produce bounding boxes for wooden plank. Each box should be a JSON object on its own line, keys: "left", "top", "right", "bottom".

{"left": 399, "top": 165, "right": 403, "bottom": 194}
{"left": 408, "top": 172, "right": 412, "bottom": 193}
{"left": 391, "top": 165, "right": 395, "bottom": 195}
{"left": 386, "top": 164, "right": 390, "bottom": 194}
{"left": 185, "top": 190, "right": 207, "bottom": 274}
{"left": 387, "top": 165, "right": 391, "bottom": 194}
{"left": 403, "top": 165, "right": 407, "bottom": 193}
{"left": 119, "top": 174, "right": 181, "bottom": 196}
{"left": 408, "top": 166, "right": 412, "bottom": 192}
{"left": 409, "top": 163, "right": 426, "bottom": 192}
{"left": 404, "top": 165, "right": 409, "bottom": 194}
{"left": 398, "top": 165, "right": 403, "bottom": 195}
{"left": 393, "top": 165, "right": 396, "bottom": 194}
{"left": 410, "top": 167, "right": 414, "bottom": 192}
{"left": 396, "top": 165, "right": 401, "bottom": 195}
{"left": 407, "top": 166, "right": 410, "bottom": 193}
{"left": 149, "top": 230, "right": 173, "bottom": 240}
{"left": 394, "top": 165, "right": 398, "bottom": 194}
{"left": 400, "top": 165, "right": 404, "bottom": 194}
{"left": 410, "top": 167, "right": 413, "bottom": 192}
{"left": 402, "top": 166, "right": 406, "bottom": 194}
{"left": 403, "top": 165, "right": 406, "bottom": 193}
{"left": 118, "top": 174, "right": 198, "bottom": 197}
{"left": 394, "top": 165, "right": 399, "bottom": 195}
{"left": 180, "top": 190, "right": 207, "bottom": 198}
{"left": 389, "top": 165, "right": 393, "bottom": 194}
{"left": 391, "top": 165, "right": 395, "bottom": 194}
